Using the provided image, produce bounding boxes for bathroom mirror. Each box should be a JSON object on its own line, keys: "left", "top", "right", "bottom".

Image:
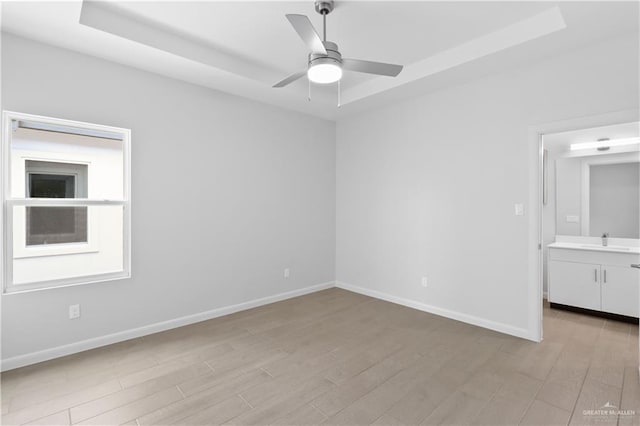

{"left": 555, "top": 152, "right": 640, "bottom": 238}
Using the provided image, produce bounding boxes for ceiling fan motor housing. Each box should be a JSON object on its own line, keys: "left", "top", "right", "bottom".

{"left": 309, "top": 41, "right": 342, "bottom": 68}
{"left": 315, "top": 0, "right": 334, "bottom": 15}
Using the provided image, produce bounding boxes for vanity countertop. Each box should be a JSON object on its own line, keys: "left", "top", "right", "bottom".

{"left": 548, "top": 241, "right": 640, "bottom": 255}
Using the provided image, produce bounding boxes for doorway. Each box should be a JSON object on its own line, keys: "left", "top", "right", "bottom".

{"left": 531, "top": 110, "right": 640, "bottom": 341}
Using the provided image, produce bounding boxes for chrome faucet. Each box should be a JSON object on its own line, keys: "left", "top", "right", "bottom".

{"left": 602, "top": 233, "right": 609, "bottom": 246}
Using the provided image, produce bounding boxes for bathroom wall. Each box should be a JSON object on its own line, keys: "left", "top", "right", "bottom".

{"left": 555, "top": 157, "right": 582, "bottom": 235}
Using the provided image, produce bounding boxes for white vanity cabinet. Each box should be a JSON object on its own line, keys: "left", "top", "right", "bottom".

{"left": 548, "top": 244, "right": 640, "bottom": 318}
{"left": 600, "top": 265, "right": 639, "bottom": 318}
{"left": 548, "top": 260, "right": 601, "bottom": 311}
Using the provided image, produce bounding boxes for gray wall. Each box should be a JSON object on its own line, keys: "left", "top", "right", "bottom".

{"left": 555, "top": 158, "right": 583, "bottom": 235}
{"left": 1, "top": 34, "right": 336, "bottom": 360}
{"left": 336, "top": 33, "right": 638, "bottom": 335}
{"left": 590, "top": 162, "right": 640, "bottom": 238}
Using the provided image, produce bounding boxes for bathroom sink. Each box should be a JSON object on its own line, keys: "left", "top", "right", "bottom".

{"left": 580, "top": 244, "right": 630, "bottom": 251}
{"left": 548, "top": 241, "right": 640, "bottom": 255}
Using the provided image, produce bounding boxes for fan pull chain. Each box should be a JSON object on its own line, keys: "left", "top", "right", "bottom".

{"left": 308, "top": 78, "right": 311, "bottom": 102}
{"left": 337, "top": 79, "right": 341, "bottom": 107}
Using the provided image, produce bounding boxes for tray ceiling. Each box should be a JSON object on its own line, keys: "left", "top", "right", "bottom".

{"left": 2, "top": 1, "right": 638, "bottom": 120}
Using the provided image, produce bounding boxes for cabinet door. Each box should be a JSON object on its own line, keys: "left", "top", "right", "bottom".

{"left": 549, "top": 261, "right": 601, "bottom": 311}
{"left": 601, "top": 265, "right": 639, "bottom": 318}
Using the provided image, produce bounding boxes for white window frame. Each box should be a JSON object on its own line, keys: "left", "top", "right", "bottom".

{"left": 17, "top": 159, "right": 98, "bottom": 257}
{"left": 1, "top": 111, "right": 131, "bottom": 294}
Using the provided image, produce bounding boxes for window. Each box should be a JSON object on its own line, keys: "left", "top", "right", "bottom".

{"left": 2, "top": 111, "right": 131, "bottom": 293}
{"left": 25, "top": 161, "right": 88, "bottom": 246}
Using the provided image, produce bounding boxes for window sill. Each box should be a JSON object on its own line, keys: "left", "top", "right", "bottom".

{"left": 13, "top": 244, "right": 99, "bottom": 259}
{"left": 3, "top": 271, "right": 131, "bottom": 295}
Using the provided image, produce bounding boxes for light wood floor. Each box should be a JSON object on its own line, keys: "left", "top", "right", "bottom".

{"left": 1, "top": 288, "right": 638, "bottom": 426}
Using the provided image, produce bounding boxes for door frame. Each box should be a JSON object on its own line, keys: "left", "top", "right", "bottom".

{"left": 527, "top": 108, "right": 639, "bottom": 342}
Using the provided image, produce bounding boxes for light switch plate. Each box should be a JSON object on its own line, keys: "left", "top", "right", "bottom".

{"left": 421, "top": 276, "right": 428, "bottom": 287}
{"left": 69, "top": 304, "right": 80, "bottom": 320}
{"left": 514, "top": 203, "right": 524, "bottom": 216}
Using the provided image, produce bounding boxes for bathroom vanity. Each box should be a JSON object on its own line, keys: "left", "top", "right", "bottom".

{"left": 548, "top": 239, "right": 640, "bottom": 320}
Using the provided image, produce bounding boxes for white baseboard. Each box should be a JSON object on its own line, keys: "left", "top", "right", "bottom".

{"left": 1, "top": 281, "right": 334, "bottom": 372}
{"left": 335, "top": 281, "right": 535, "bottom": 341}
{"left": 3, "top": 279, "right": 539, "bottom": 371}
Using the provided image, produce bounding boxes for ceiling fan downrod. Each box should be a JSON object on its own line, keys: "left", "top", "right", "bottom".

{"left": 323, "top": 13, "right": 326, "bottom": 42}
{"left": 315, "top": 0, "right": 333, "bottom": 42}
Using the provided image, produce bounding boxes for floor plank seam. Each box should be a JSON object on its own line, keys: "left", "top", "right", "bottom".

{"left": 238, "top": 394, "right": 254, "bottom": 410}
{"left": 322, "top": 374, "right": 338, "bottom": 386}
{"left": 259, "top": 367, "right": 274, "bottom": 378}
{"left": 517, "top": 341, "right": 565, "bottom": 425}
{"left": 176, "top": 384, "right": 186, "bottom": 399}
{"left": 310, "top": 402, "right": 329, "bottom": 419}
{"left": 517, "top": 383, "right": 547, "bottom": 425}
{"left": 328, "top": 352, "right": 426, "bottom": 423}
{"left": 567, "top": 343, "right": 598, "bottom": 425}
{"left": 616, "top": 368, "right": 626, "bottom": 426}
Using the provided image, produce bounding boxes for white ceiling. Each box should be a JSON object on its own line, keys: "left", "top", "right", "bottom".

{"left": 1, "top": 1, "right": 638, "bottom": 121}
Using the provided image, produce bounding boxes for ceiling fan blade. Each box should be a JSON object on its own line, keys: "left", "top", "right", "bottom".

{"left": 342, "top": 59, "right": 403, "bottom": 77}
{"left": 273, "top": 70, "right": 307, "bottom": 88}
{"left": 286, "top": 14, "right": 327, "bottom": 55}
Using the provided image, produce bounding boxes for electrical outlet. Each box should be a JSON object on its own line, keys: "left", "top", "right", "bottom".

{"left": 421, "top": 276, "right": 428, "bottom": 288}
{"left": 284, "top": 268, "right": 290, "bottom": 279}
{"left": 514, "top": 203, "right": 524, "bottom": 216}
{"left": 566, "top": 215, "right": 579, "bottom": 223}
{"left": 69, "top": 304, "right": 80, "bottom": 320}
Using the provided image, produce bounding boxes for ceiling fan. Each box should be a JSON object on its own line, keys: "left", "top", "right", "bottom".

{"left": 273, "top": 0, "right": 403, "bottom": 88}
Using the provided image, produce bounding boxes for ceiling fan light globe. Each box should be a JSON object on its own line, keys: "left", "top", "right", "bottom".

{"left": 307, "top": 63, "right": 342, "bottom": 84}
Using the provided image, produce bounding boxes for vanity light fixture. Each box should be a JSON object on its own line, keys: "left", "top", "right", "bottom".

{"left": 570, "top": 136, "right": 640, "bottom": 151}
